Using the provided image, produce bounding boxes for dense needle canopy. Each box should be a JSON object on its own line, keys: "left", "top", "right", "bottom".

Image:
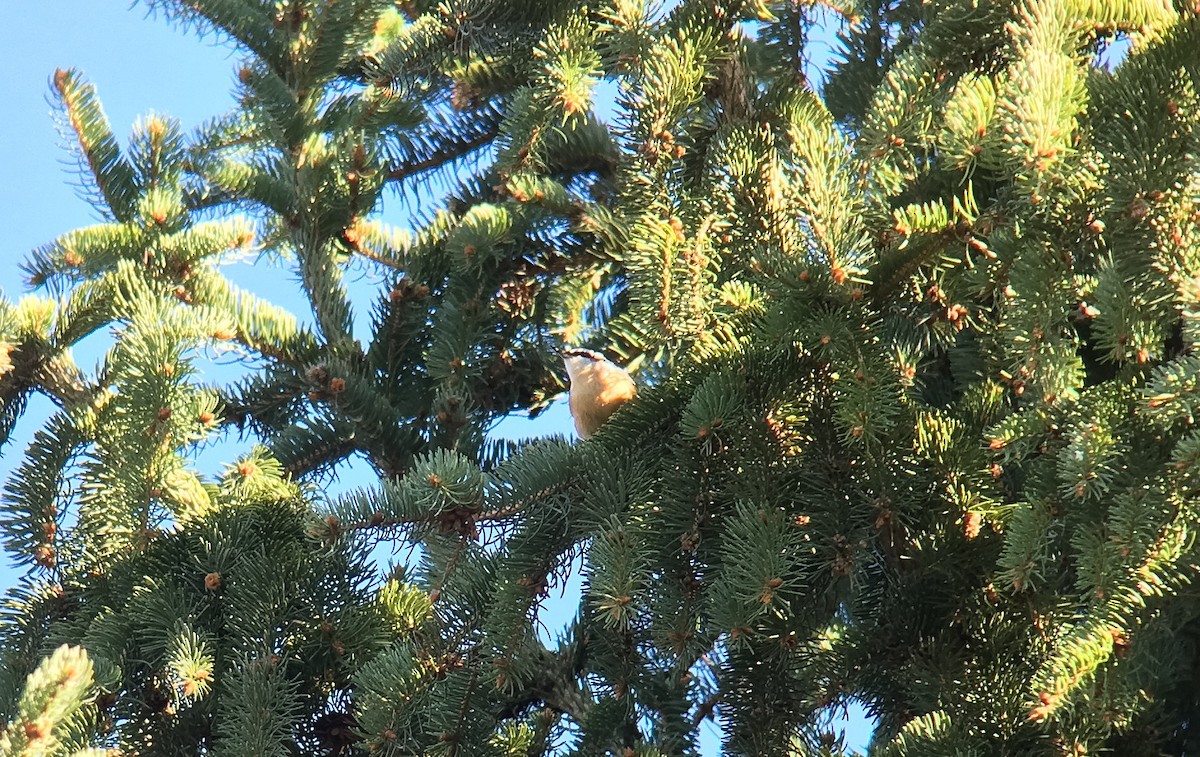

{"left": 2, "top": 1, "right": 1200, "bottom": 755}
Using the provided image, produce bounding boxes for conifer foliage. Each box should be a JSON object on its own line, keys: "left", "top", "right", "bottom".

{"left": 2, "top": 0, "right": 1200, "bottom": 754}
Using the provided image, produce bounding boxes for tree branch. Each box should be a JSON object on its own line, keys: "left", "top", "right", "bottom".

{"left": 386, "top": 126, "right": 500, "bottom": 183}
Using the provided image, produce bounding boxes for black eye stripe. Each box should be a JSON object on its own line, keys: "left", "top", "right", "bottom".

{"left": 563, "top": 348, "right": 604, "bottom": 360}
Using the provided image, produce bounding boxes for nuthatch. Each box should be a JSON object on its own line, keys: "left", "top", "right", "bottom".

{"left": 563, "top": 348, "right": 636, "bottom": 439}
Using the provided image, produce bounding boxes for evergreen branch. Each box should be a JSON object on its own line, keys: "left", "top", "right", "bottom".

{"left": 50, "top": 69, "right": 140, "bottom": 222}
{"left": 385, "top": 125, "right": 500, "bottom": 183}
{"left": 495, "top": 643, "right": 591, "bottom": 724}
{"left": 277, "top": 432, "right": 359, "bottom": 478}
{"left": 0, "top": 645, "right": 96, "bottom": 756}
{"left": 0, "top": 338, "right": 95, "bottom": 412}
{"left": 7, "top": 3, "right": 1200, "bottom": 754}
{"left": 340, "top": 228, "right": 403, "bottom": 270}
{"left": 141, "top": 0, "right": 282, "bottom": 69}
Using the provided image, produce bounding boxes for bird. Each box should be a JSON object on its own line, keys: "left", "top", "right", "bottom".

{"left": 562, "top": 348, "right": 636, "bottom": 439}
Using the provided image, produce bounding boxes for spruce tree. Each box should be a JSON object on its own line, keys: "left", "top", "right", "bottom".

{"left": 2, "top": 0, "right": 1200, "bottom": 755}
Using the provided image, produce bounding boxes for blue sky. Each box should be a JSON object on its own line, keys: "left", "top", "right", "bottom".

{"left": 0, "top": 4, "right": 869, "bottom": 752}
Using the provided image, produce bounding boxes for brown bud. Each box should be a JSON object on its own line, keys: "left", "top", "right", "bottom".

{"left": 305, "top": 364, "right": 330, "bottom": 383}
{"left": 1129, "top": 197, "right": 1150, "bottom": 221}
{"left": 205, "top": 572, "right": 222, "bottom": 591}
{"left": 329, "top": 377, "right": 346, "bottom": 394}
{"left": 23, "top": 721, "right": 46, "bottom": 741}
{"left": 34, "top": 545, "right": 56, "bottom": 568}
{"left": 964, "top": 512, "right": 982, "bottom": 539}
{"left": 1109, "top": 627, "right": 1130, "bottom": 657}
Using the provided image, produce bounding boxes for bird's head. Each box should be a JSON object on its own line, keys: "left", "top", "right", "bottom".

{"left": 561, "top": 347, "right": 607, "bottom": 380}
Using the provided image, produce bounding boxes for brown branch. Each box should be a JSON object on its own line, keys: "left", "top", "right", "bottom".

{"left": 386, "top": 126, "right": 500, "bottom": 183}
{"left": 692, "top": 693, "right": 720, "bottom": 728}
{"left": 342, "top": 233, "right": 403, "bottom": 270}
{"left": 33, "top": 353, "right": 91, "bottom": 407}
{"left": 429, "top": 536, "right": 468, "bottom": 605}
{"left": 282, "top": 437, "right": 360, "bottom": 478}
{"left": 447, "top": 665, "right": 481, "bottom": 755}
{"left": 496, "top": 643, "right": 593, "bottom": 725}
{"left": 2, "top": 340, "right": 96, "bottom": 412}
{"left": 341, "top": 478, "right": 575, "bottom": 535}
